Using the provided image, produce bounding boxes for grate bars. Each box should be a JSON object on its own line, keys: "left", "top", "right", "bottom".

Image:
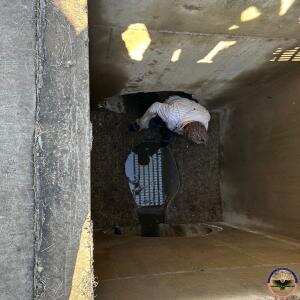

{"left": 133, "top": 149, "right": 165, "bottom": 207}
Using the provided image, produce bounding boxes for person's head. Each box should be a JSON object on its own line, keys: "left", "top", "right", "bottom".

{"left": 182, "top": 122, "right": 208, "bottom": 145}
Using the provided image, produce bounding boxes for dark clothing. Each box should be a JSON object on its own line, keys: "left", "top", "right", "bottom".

{"left": 148, "top": 116, "right": 176, "bottom": 147}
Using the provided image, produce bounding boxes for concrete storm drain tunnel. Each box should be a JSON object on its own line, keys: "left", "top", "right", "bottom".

{"left": 5, "top": 0, "right": 300, "bottom": 299}
{"left": 89, "top": 1, "right": 300, "bottom": 299}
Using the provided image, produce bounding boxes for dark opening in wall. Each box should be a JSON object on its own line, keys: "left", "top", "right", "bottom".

{"left": 91, "top": 91, "right": 222, "bottom": 233}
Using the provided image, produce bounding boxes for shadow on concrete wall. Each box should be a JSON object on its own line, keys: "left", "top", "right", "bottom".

{"left": 88, "top": 0, "right": 129, "bottom": 110}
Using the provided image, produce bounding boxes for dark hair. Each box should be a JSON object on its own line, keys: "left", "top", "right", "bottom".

{"left": 182, "top": 122, "right": 208, "bottom": 145}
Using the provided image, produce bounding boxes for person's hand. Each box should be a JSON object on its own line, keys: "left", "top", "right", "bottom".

{"left": 128, "top": 121, "right": 140, "bottom": 132}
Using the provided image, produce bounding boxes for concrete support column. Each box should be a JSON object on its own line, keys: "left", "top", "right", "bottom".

{"left": 0, "top": 1, "right": 36, "bottom": 298}
{"left": 34, "top": 0, "right": 92, "bottom": 299}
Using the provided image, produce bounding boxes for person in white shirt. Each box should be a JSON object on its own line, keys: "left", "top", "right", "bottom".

{"left": 132, "top": 95, "right": 210, "bottom": 146}
{"left": 102, "top": 92, "right": 211, "bottom": 146}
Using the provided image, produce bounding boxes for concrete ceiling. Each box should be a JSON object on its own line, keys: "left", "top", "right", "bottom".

{"left": 89, "top": 0, "right": 300, "bottom": 107}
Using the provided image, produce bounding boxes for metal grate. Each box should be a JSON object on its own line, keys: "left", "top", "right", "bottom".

{"left": 131, "top": 149, "right": 165, "bottom": 207}
{"left": 270, "top": 47, "right": 300, "bottom": 62}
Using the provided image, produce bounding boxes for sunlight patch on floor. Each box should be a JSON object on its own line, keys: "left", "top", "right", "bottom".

{"left": 279, "top": 0, "right": 296, "bottom": 16}
{"left": 197, "top": 41, "right": 237, "bottom": 64}
{"left": 171, "top": 49, "right": 182, "bottom": 62}
{"left": 122, "top": 23, "right": 151, "bottom": 61}
{"left": 240, "top": 6, "right": 261, "bottom": 22}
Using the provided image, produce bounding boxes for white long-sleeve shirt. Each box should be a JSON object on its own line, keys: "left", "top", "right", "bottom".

{"left": 138, "top": 96, "right": 211, "bottom": 133}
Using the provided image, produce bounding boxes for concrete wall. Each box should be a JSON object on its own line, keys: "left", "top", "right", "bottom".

{"left": 34, "top": 0, "right": 92, "bottom": 298}
{"left": 0, "top": 0, "right": 91, "bottom": 299}
{"left": 0, "top": 1, "right": 36, "bottom": 298}
{"left": 221, "top": 68, "right": 300, "bottom": 240}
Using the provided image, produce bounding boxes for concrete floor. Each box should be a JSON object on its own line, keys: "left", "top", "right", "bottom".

{"left": 94, "top": 225, "right": 300, "bottom": 299}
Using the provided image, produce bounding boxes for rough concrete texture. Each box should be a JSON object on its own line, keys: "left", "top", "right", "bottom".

{"left": 167, "top": 112, "right": 222, "bottom": 224}
{"left": 91, "top": 107, "right": 221, "bottom": 230}
{"left": 34, "top": 0, "right": 91, "bottom": 299}
{"left": 221, "top": 67, "right": 300, "bottom": 240}
{"left": 94, "top": 225, "right": 300, "bottom": 299}
{"left": 91, "top": 110, "right": 137, "bottom": 230}
{"left": 89, "top": 0, "right": 300, "bottom": 107}
{"left": 0, "top": 0, "right": 36, "bottom": 299}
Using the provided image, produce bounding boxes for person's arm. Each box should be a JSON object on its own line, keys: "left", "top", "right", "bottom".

{"left": 137, "top": 102, "right": 162, "bottom": 129}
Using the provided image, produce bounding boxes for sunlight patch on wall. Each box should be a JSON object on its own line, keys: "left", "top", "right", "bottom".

{"left": 270, "top": 47, "right": 300, "bottom": 62}
{"left": 228, "top": 25, "right": 239, "bottom": 31}
{"left": 121, "top": 23, "right": 151, "bottom": 61}
{"left": 53, "top": 0, "right": 87, "bottom": 35}
{"left": 240, "top": 6, "right": 261, "bottom": 22}
{"left": 279, "top": 0, "right": 296, "bottom": 16}
{"left": 171, "top": 49, "right": 182, "bottom": 62}
{"left": 197, "top": 41, "right": 237, "bottom": 64}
